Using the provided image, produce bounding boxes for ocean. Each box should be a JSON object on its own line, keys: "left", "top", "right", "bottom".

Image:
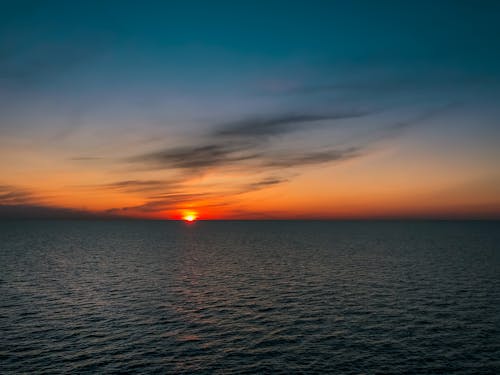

{"left": 1, "top": 220, "right": 499, "bottom": 373}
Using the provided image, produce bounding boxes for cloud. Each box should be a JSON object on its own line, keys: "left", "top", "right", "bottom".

{"left": 0, "top": 204, "right": 118, "bottom": 219}
{"left": 132, "top": 143, "right": 259, "bottom": 170}
{"left": 0, "top": 184, "right": 120, "bottom": 219}
{"left": 70, "top": 156, "right": 103, "bottom": 161}
{"left": 115, "top": 104, "right": 457, "bottom": 218}
{"left": 129, "top": 109, "right": 372, "bottom": 173}
{"left": 3, "top": 103, "right": 454, "bottom": 219}
{"left": 261, "top": 147, "right": 362, "bottom": 168}
{"left": 214, "top": 111, "right": 369, "bottom": 139}
{"left": 389, "top": 102, "right": 461, "bottom": 132}
{"left": 104, "top": 175, "right": 289, "bottom": 215}
{"left": 106, "top": 192, "right": 215, "bottom": 214}
{"left": 244, "top": 177, "right": 288, "bottom": 190}
{"left": 101, "top": 180, "right": 176, "bottom": 194}
{"left": 0, "top": 185, "right": 34, "bottom": 205}
{"left": 0, "top": 185, "right": 103, "bottom": 219}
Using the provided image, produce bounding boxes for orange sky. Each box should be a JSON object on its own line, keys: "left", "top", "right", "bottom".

{"left": 2, "top": 116, "right": 499, "bottom": 219}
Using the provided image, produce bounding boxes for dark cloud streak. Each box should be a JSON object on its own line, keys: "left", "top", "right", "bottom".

{"left": 130, "top": 109, "right": 372, "bottom": 172}
{"left": 130, "top": 143, "right": 260, "bottom": 170}
{"left": 0, "top": 204, "right": 115, "bottom": 219}
{"left": 214, "top": 111, "right": 370, "bottom": 138}
{"left": 0, "top": 185, "right": 34, "bottom": 205}
{"left": 0, "top": 184, "right": 119, "bottom": 219}
{"left": 262, "top": 147, "right": 362, "bottom": 168}
{"left": 101, "top": 180, "right": 175, "bottom": 194}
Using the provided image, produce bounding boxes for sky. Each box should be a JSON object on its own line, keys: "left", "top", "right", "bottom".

{"left": 1, "top": 0, "right": 500, "bottom": 219}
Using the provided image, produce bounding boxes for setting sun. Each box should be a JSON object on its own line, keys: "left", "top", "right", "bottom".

{"left": 183, "top": 214, "right": 197, "bottom": 222}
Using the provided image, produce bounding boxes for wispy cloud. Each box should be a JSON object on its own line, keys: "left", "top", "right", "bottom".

{"left": 101, "top": 180, "right": 177, "bottom": 194}
{"left": 2, "top": 101, "right": 456, "bottom": 219}
{"left": 107, "top": 192, "right": 216, "bottom": 214}
{"left": 0, "top": 185, "right": 35, "bottom": 205}
{"left": 0, "top": 184, "right": 118, "bottom": 219}
{"left": 131, "top": 143, "right": 259, "bottom": 170}
{"left": 129, "top": 109, "right": 372, "bottom": 173}
{"left": 103, "top": 175, "right": 290, "bottom": 215}
{"left": 70, "top": 156, "right": 103, "bottom": 161}
{"left": 244, "top": 177, "right": 288, "bottom": 190}
{"left": 213, "top": 111, "right": 370, "bottom": 139}
{"left": 111, "top": 104, "right": 457, "bottom": 217}
{"left": 261, "top": 147, "right": 362, "bottom": 168}
{"left": 0, "top": 204, "right": 111, "bottom": 219}
{"left": 389, "top": 102, "right": 461, "bottom": 132}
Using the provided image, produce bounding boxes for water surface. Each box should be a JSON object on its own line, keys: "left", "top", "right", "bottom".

{"left": 1, "top": 220, "right": 499, "bottom": 373}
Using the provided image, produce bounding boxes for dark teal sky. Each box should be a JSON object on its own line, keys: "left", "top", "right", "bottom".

{"left": 2, "top": 1, "right": 500, "bottom": 114}
{"left": 1, "top": 1, "right": 500, "bottom": 218}
{"left": 3, "top": 1, "right": 500, "bottom": 92}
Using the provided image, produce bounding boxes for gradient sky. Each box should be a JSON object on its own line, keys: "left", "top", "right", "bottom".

{"left": 1, "top": 0, "right": 500, "bottom": 219}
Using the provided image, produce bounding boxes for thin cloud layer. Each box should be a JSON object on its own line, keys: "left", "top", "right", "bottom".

{"left": 103, "top": 175, "right": 290, "bottom": 215}
{"left": 132, "top": 143, "right": 259, "bottom": 170}
{"left": 109, "top": 105, "right": 456, "bottom": 217}
{"left": 214, "top": 111, "right": 370, "bottom": 138}
{"left": 0, "top": 185, "right": 35, "bottom": 205}
{"left": 129, "top": 109, "right": 372, "bottom": 173}
{"left": 0, "top": 184, "right": 117, "bottom": 219}
{"left": 262, "top": 147, "right": 362, "bottom": 168}
{"left": 0, "top": 204, "right": 111, "bottom": 219}
{"left": 101, "top": 180, "right": 176, "bottom": 194}
{"left": 1, "top": 103, "right": 457, "bottom": 219}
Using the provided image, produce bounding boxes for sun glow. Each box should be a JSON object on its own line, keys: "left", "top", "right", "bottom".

{"left": 183, "top": 213, "right": 197, "bottom": 222}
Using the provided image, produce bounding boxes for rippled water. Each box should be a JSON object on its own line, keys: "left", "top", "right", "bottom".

{"left": 1, "top": 220, "right": 499, "bottom": 373}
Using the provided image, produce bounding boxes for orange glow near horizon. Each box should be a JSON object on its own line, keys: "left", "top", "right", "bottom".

{"left": 1, "top": 129, "right": 500, "bottom": 220}
{"left": 182, "top": 213, "right": 198, "bottom": 222}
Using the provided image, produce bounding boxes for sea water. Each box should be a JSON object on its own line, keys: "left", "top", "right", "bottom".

{"left": 1, "top": 220, "right": 499, "bottom": 373}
